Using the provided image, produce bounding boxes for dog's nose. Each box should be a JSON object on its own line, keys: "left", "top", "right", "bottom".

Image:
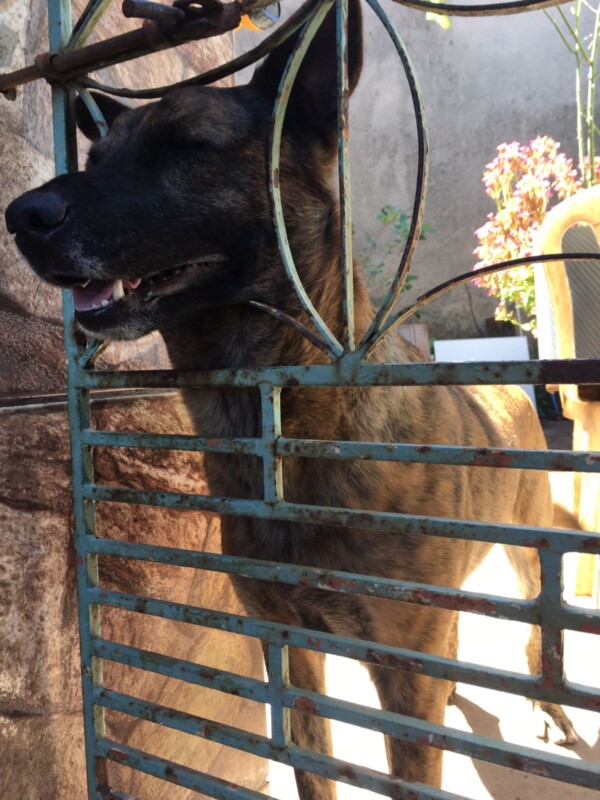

{"left": 5, "top": 191, "right": 69, "bottom": 239}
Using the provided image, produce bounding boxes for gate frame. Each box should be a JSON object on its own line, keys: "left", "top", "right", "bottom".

{"left": 1, "top": 0, "right": 600, "bottom": 797}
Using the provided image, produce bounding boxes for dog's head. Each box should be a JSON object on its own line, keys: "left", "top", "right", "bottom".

{"left": 4, "top": 3, "right": 362, "bottom": 341}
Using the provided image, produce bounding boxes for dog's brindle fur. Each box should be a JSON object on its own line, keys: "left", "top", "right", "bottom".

{"left": 5, "top": 4, "right": 577, "bottom": 796}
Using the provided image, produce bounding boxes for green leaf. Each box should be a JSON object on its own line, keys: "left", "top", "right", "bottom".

{"left": 425, "top": 11, "right": 450, "bottom": 29}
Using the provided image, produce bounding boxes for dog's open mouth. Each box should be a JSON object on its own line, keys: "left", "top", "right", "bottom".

{"left": 71, "top": 256, "right": 227, "bottom": 315}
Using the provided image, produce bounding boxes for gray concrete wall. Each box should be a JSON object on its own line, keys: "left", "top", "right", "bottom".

{"left": 236, "top": 4, "right": 580, "bottom": 339}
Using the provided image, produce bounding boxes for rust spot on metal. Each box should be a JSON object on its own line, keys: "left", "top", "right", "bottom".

{"left": 409, "top": 587, "right": 495, "bottom": 614}
{"left": 107, "top": 747, "right": 129, "bottom": 764}
{"left": 578, "top": 622, "right": 600, "bottom": 634}
{"left": 582, "top": 537, "right": 600, "bottom": 551}
{"left": 327, "top": 575, "right": 357, "bottom": 591}
{"left": 76, "top": 555, "right": 83, "bottom": 566}
{"left": 306, "top": 636, "right": 322, "bottom": 648}
{"left": 294, "top": 696, "right": 319, "bottom": 714}
{"left": 339, "top": 765, "right": 356, "bottom": 780}
{"left": 534, "top": 538, "right": 551, "bottom": 550}
{"left": 273, "top": 168, "right": 280, "bottom": 189}
{"left": 164, "top": 766, "right": 180, "bottom": 784}
{"left": 471, "top": 449, "right": 513, "bottom": 468}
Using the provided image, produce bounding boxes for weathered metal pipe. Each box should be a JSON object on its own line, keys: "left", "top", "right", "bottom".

{"left": 122, "top": 0, "right": 187, "bottom": 25}
{"left": 0, "top": 4, "right": 241, "bottom": 97}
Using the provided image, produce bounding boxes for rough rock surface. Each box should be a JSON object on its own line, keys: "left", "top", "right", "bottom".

{"left": 0, "top": 4, "right": 265, "bottom": 799}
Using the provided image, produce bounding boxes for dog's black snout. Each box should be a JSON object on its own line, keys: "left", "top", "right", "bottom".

{"left": 5, "top": 192, "right": 69, "bottom": 238}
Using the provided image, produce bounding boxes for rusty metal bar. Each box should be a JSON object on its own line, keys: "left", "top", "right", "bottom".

{"left": 97, "top": 738, "right": 270, "bottom": 799}
{"left": 0, "top": 3, "right": 241, "bottom": 96}
{"left": 93, "top": 687, "right": 600, "bottom": 788}
{"left": 83, "top": 429, "right": 600, "bottom": 473}
{"left": 87, "top": 587, "right": 600, "bottom": 710}
{"left": 267, "top": 644, "right": 291, "bottom": 748}
{"left": 260, "top": 385, "right": 284, "bottom": 503}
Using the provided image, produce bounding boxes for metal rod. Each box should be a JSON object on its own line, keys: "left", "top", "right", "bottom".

{"left": 66, "top": 0, "right": 114, "bottom": 52}
{"left": 268, "top": 0, "right": 344, "bottom": 358}
{"left": 86, "top": 536, "right": 541, "bottom": 623}
{"left": 86, "top": 593, "right": 600, "bottom": 708}
{"left": 77, "top": 357, "right": 600, "bottom": 389}
{"left": 83, "top": 483, "right": 600, "bottom": 554}
{"left": 267, "top": 644, "right": 291, "bottom": 748}
{"left": 392, "top": 0, "right": 573, "bottom": 17}
{"left": 364, "top": 251, "right": 600, "bottom": 354}
{"left": 0, "top": 4, "right": 241, "bottom": 96}
{"left": 337, "top": 0, "right": 355, "bottom": 351}
{"left": 122, "top": 0, "right": 188, "bottom": 26}
{"left": 76, "top": 0, "right": 321, "bottom": 99}
{"left": 96, "top": 737, "right": 270, "bottom": 799}
{"left": 260, "top": 385, "right": 283, "bottom": 503}
{"left": 360, "top": 0, "right": 429, "bottom": 346}
{"left": 82, "top": 428, "right": 600, "bottom": 473}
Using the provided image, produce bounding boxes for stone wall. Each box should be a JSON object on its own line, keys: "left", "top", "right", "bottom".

{"left": 0, "top": 3, "right": 266, "bottom": 798}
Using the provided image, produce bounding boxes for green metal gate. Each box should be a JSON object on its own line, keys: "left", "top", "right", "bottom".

{"left": 1, "top": 0, "right": 599, "bottom": 797}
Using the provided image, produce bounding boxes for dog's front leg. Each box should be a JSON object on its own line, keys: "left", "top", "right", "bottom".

{"left": 288, "top": 647, "right": 337, "bottom": 800}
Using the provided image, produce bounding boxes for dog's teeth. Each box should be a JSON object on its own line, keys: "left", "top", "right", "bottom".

{"left": 112, "top": 279, "right": 125, "bottom": 301}
{"left": 100, "top": 299, "right": 110, "bottom": 307}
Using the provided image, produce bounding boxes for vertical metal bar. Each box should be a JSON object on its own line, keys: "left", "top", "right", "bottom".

{"left": 267, "top": 643, "right": 291, "bottom": 748}
{"left": 260, "top": 385, "right": 283, "bottom": 503}
{"left": 337, "top": 0, "right": 354, "bottom": 351}
{"left": 48, "top": 2, "right": 105, "bottom": 797}
{"left": 539, "top": 551, "right": 565, "bottom": 690}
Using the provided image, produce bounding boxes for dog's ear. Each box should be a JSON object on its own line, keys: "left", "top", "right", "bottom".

{"left": 251, "top": 0, "right": 363, "bottom": 146}
{"left": 73, "top": 92, "right": 129, "bottom": 141}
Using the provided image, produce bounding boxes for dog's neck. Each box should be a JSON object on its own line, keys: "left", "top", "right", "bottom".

{"left": 159, "top": 236, "right": 377, "bottom": 441}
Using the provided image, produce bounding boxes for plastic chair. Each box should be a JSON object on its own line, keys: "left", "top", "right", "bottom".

{"left": 536, "top": 184, "right": 600, "bottom": 604}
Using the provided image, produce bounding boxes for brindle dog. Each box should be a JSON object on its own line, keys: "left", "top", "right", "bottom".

{"left": 5, "top": 3, "right": 577, "bottom": 797}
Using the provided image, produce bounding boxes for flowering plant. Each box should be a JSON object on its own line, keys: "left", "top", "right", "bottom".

{"left": 473, "top": 1, "right": 600, "bottom": 334}
{"left": 473, "top": 137, "right": 583, "bottom": 333}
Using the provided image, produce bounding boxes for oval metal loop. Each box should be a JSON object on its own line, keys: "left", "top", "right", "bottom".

{"left": 358, "top": 0, "right": 429, "bottom": 353}
{"left": 268, "top": 0, "right": 345, "bottom": 359}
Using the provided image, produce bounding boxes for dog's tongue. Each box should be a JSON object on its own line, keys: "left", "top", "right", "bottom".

{"left": 71, "top": 278, "right": 141, "bottom": 311}
{"left": 72, "top": 280, "right": 114, "bottom": 311}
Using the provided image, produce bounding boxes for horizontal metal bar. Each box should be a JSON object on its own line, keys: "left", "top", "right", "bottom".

{"left": 86, "top": 537, "right": 538, "bottom": 624}
{"left": 280, "top": 686, "right": 600, "bottom": 788}
{"left": 0, "top": 389, "right": 175, "bottom": 415}
{"left": 277, "top": 439, "right": 600, "bottom": 473}
{"left": 82, "top": 429, "right": 600, "bottom": 474}
{"left": 87, "top": 588, "right": 600, "bottom": 710}
{"left": 95, "top": 692, "right": 467, "bottom": 800}
{"left": 77, "top": 359, "right": 600, "bottom": 390}
{"left": 96, "top": 738, "right": 269, "bottom": 800}
{"left": 83, "top": 429, "right": 263, "bottom": 455}
{"left": 0, "top": 4, "right": 241, "bottom": 95}
{"left": 83, "top": 484, "right": 600, "bottom": 554}
{"left": 93, "top": 639, "right": 270, "bottom": 704}
{"left": 92, "top": 644, "right": 600, "bottom": 787}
